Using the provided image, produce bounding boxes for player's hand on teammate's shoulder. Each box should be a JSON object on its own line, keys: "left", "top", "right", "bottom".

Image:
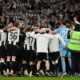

{"left": 7, "top": 27, "right": 18, "bottom": 31}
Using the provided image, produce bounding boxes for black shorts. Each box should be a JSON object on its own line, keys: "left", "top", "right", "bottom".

{"left": 49, "top": 52, "right": 60, "bottom": 61}
{"left": 16, "top": 46, "right": 24, "bottom": 61}
{"left": 37, "top": 53, "right": 49, "bottom": 61}
{"left": 7, "top": 44, "right": 17, "bottom": 56}
{"left": 0, "top": 46, "right": 6, "bottom": 57}
{"left": 22, "top": 50, "right": 36, "bottom": 61}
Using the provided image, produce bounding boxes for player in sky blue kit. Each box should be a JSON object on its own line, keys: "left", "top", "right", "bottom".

{"left": 54, "top": 21, "right": 72, "bottom": 76}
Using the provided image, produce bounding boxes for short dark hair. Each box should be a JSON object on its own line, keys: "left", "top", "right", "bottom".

{"left": 61, "top": 21, "right": 66, "bottom": 25}
{"left": 26, "top": 27, "right": 31, "bottom": 32}
{"left": 14, "top": 22, "right": 19, "bottom": 27}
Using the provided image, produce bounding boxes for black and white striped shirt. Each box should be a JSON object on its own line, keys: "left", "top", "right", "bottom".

{"left": 24, "top": 32, "right": 35, "bottom": 50}
{"left": 8, "top": 29, "right": 20, "bottom": 45}
{"left": 0, "top": 29, "right": 6, "bottom": 46}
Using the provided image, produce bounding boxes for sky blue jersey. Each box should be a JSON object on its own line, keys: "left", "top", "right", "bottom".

{"left": 54, "top": 26, "right": 70, "bottom": 46}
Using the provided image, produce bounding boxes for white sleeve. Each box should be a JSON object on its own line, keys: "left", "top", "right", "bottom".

{"left": 48, "top": 34, "right": 54, "bottom": 39}
{"left": 30, "top": 32, "right": 38, "bottom": 39}
{"left": 75, "top": 20, "right": 80, "bottom": 25}
{"left": 58, "top": 34, "right": 66, "bottom": 46}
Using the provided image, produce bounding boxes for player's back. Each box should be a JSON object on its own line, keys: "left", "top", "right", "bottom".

{"left": 8, "top": 29, "right": 20, "bottom": 45}
{"left": 55, "top": 27, "right": 69, "bottom": 39}
{"left": 54, "top": 27, "right": 70, "bottom": 45}
{"left": 49, "top": 34, "right": 60, "bottom": 52}
{"left": 36, "top": 33, "right": 51, "bottom": 53}
{"left": 24, "top": 32, "right": 35, "bottom": 50}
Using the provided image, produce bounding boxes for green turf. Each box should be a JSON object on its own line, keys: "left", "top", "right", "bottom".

{"left": 0, "top": 77, "right": 80, "bottom": 80}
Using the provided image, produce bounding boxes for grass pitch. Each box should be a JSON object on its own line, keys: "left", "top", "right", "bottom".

{"left": 0, "top": 77, "right": 80, "bottom": 80}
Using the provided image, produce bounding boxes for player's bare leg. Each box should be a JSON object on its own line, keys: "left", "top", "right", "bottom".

{"left": 36, "top": 61, "right": 41, "bottom": 76}
{"left": 45, "top": 60, "right": 50, "bottom": 76}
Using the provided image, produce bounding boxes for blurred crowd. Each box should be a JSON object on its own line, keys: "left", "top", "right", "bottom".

{"left": 0, "top": 0, "right": 80, "bottom": 30}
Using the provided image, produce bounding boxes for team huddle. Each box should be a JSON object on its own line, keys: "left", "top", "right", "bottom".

{"left": 0, "top": 21, "right": 72, "bottom": 77}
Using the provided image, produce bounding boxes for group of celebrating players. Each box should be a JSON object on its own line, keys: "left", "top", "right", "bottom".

{"left": 0, "top": 21, "right": 72, "bottom": 77}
